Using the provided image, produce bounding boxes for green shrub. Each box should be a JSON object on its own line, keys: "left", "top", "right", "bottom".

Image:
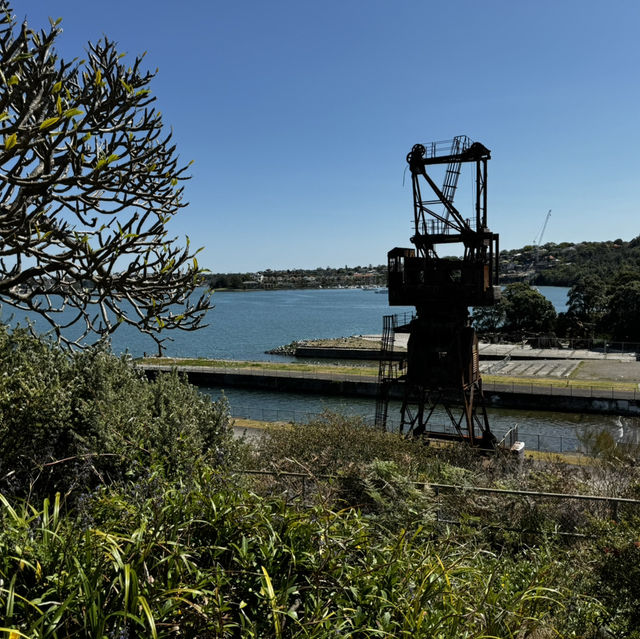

{"left": 252, "top": 410, "right": 488, "bottom": 481}
{"left": 0, "top": 325, "right": 236, "bottom": 498}
{"left": 335, "top": 459, "right": 436, "bottom": 531}
{"left": 0, "top": 470, "right": 596, "bottom": 638}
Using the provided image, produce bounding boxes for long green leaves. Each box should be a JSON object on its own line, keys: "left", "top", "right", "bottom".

{"left": 0, "top": 473, "right": 590, "bottom": 638}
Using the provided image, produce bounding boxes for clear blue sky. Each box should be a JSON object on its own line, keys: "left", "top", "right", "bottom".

{"left": 21, "top": 0, "right": 640, "bottom": 272}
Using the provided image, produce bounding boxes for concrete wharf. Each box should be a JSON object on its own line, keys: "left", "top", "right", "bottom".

{"left": 477, "top": 342, "right": 637, "bottom": 362}
{"left": 360, "top": 334, "right": 638, "bottom": 362}
{"left": 141, "top": 353, "right": 640, "bottom": 417}
{"left": 296, "top": 338, "right": 638, "bottom": 366}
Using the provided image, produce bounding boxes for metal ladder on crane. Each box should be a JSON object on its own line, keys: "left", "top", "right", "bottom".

{"left": 441, "top": 136, "right": 465, "bottom": 208}
{"left": 374, "top": 314, "right": 398, "bottom": 429}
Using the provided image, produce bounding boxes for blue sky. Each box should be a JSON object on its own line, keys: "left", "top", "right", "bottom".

{"left": 21, "top": 1, "right": 640, "bottom": 272}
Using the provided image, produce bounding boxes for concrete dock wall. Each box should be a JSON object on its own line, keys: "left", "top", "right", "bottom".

{"left": 141, "top": 365, "right": 640, "bottom": 417}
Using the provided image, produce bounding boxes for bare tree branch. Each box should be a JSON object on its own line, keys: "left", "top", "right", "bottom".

{"left": 0, "top": 3, "right": 212, "bottom": 351}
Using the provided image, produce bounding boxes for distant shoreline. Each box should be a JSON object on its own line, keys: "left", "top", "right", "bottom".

{"left": 211, "top": 286, "right": 388, "bottom": 293}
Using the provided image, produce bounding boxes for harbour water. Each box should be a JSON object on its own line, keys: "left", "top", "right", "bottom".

{"left": 201, "top": 385, "right": 621, "bottom": 454}
{"left": 5, "top": 285, "right": 630, "bottom": 452}
{"left": 3, "top": 285, "right": 569, "bottom": 361}
{"left": 130, "top": 285, "right": 568, "bottom": 360}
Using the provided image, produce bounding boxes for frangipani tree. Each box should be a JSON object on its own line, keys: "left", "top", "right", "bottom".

{"left": 0, "top": 2, "right": 211, "bottom": 352}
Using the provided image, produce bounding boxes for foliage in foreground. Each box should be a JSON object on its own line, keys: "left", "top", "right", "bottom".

{"left": 251, "top": 410, "right": 489, "bottom": 482}
{"left": 251, "top": 411, "right": 640, "bottom": 499}
{"left": 2, "top": 325, "right": 640, "bottom": 636}
{"left": 0, "top": 467, "right": 608, "bottom": 639}
{"left": 0, "top": 325, "right": 235, "bottom": 499}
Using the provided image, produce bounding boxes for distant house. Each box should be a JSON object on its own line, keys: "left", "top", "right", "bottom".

{"left": 242, "top": 280, "right": 262, "bottom": 289}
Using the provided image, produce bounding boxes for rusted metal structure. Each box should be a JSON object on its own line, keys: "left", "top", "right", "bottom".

{"left": 375, "top": 136, "right": 500, "bottom": 447}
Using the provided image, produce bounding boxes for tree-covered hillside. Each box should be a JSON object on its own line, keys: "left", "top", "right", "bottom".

{"left": 481, "top": 236, "right": 640, "bottom": 342}
{"left": 500, "top": 236, "right": 640, "bottom": 286}
{"left": 207, "top": 237, "right": 640, "bottom": 291}
{"left": 204, "top": 264, "right": 386, "bottom": 289}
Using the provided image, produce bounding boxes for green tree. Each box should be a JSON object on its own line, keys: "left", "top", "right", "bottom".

{"left": 0, "top": 324, "right": 234, "bottom": 498}
{"left": 609, "top": 266, "right": 640, "bottom": 288}
{"left": 567, "top": 274, "right": 608, "bottom": 321}
{"left": 0, "top": 2, "right": 210, "bottom": 351}
{"left": 604, "top": 280, "right": 640, "bottom": 342}
{"left": 502, "top": 282, "right": 557, "bottom": 334}
{"left": 471, "top": 302, "right": 506, "bottom": 333}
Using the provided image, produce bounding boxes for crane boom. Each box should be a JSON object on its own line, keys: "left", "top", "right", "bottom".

{"left": 534, "top": 209, "right": 552, "bottom": 246}
{"left": 534, "top": 209, "right": 552, "bottom": 264}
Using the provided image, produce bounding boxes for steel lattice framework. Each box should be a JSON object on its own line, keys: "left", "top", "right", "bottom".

{"left": 375, "top": 136, "right": 500, "bottom": 447}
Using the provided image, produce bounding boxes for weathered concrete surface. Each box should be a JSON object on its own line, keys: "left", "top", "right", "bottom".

{"left": 292, "top": 335, "right": 638, "bottom": 365}
{"left": 480, "top": 359, "right": 580, "bottom": 378}
{"left": 477, "top": 344, "right": 637, "bottom": 362}
{"left": 572, "top": 359, "right": 640, "bottom": 382}
{"left": 305, "top": 334, "right": 638, "bottom": 362}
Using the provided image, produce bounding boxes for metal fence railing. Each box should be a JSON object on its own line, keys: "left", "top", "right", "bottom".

{"left": 483, "top": 380, "right": 640, "bottom": 400}
{"left": 236, "top": 469, "right": 640, "bottom": 535}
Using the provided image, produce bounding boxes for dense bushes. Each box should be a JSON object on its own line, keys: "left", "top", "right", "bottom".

{"left": 0, "top": 468, "right": 604, "bottom": 638}
{"left": 251, "top": 411, "right": 499, "bottom": 482}
{"left": 0, "top": 326, "right": 235, "bottom": 498}
{"left": 3, "top": 326, "right": 640, "bottom": 635}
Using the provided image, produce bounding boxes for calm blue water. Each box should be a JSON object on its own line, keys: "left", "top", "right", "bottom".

{"left": 535, "top": 286, "right": 568, "bottom": 312}
{"left": 180, "top": 288, "right": 413, "bottom": 362}
{"left": 2, "top": 286, "right": 569, "bottom": 360}
{"left": 3, "top": 285, "right": 627, "bottom": 452}
{"left": 202, "top": 385, "right": 617, "bottom": 454}
{"left": 4, "top": 288, "right": 414, "bottom": 360}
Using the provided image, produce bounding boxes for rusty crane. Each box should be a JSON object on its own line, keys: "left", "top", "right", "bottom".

{"left": 375, "top": 136, "right": 500, "bottom": 448}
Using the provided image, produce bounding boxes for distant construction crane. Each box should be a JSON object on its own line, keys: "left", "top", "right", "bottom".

{"left": 533, "top": 209, "right": 552, "bottom": 265}
{"left": 374, "top": 136, "right": 500, "bottom": 448}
